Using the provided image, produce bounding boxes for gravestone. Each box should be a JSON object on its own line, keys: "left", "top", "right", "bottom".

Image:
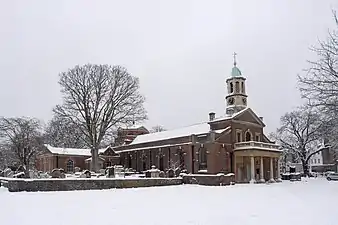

{"left": 147, "top": 165, "right": 160, "bottom": 178}
{"left": 174, "top": 168, "right": 181, "bottom": 177}
{"left": 80, "top": 170, "right": 91, "bottom": 178}
{"left": 159, "top": 171, "right": 165, "bottom": 178}
{"left": 4, "top": 168, "right": 13, "bottom": 177}
{"left": 7, "top": 171, "right": 14, "bottom": 178}
{"left": 99, "top": 169, "right": 105, "bottom": 175}
{"left": 39, "top": 172, "right": 49, "bottom": 179}
{"left": 167, "top": 169, "right": 175, "bottom": 178}
{"left": 16, "top": 165, "right": 26, "bottom": 173}
{"left": 13, "top": 172, "right": 25, "bottom": 178}
{"left": 114, "top": 165, "right": 125, "bottom": 178}
{"left": 51, "top": 169, "right": 66, "bottom": 178}
{"left": 106, "top": 166, "right": 115, "bottom": 178}
{"left": 145, "top": 171, "right": 151, "bottom": 178}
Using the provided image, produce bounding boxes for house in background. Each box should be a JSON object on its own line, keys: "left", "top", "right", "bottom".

{"left": 309, "top": 151, "right": 323, "bottom": 173}
{"left": 36, "top": 145, "right": 120, "bottom": 173}
{"left": 114, "top": 58, "right": 283, "bottom": 183}
{"left": 115, "top": 124, "right": 149, "bottom": 146}
{"left": 310, "top": 147, "right": 337, "bottom": 173}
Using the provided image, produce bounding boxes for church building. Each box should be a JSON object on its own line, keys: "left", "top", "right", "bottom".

{"left": 115, "top": 56, "right": 282, "bottom": 183}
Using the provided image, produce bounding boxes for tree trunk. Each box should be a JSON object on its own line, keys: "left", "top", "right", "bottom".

{"left": 302, "top": 160, "right": 309, "bottom": 177}
{"left": 91, "top": 148, "right": 99, "bottom": 172}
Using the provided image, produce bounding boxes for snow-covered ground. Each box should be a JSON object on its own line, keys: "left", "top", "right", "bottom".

{"left": 1, "top": 178, "right": 337, "bottom": 225}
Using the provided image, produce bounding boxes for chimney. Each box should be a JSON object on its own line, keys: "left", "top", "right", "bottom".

{"left": 209, "top": 112, "right": 216, "bottom": 121}
{"left": 259, "top": 117, "right": 263, "bottom": 121}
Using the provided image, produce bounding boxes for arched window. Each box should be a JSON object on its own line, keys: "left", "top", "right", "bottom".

{"left": 241, "top": 82, "right": 245, "bottom": 93}
{"left": 128, "top": 154, "right": 132, "bottom": 168}
{"left": 159, "top": 155, "right": 164, "bottom": 171}
{"left": 245, "top": 131, "right": 252, "bottom": 141}
{"left": 230, "top": 83, "right": 234, "bottom": 93}
{"left": 66, "top": 159, "right": 74, "bottom": 173}
{"left": 199, "top": 147, "right": 208, "bottom": 170}
{"left": 178, "top": 149, "right": 185, "bottom": 169}
{"left": 142, "top": 156, "right": 146, "bottom": 171}
{"left": 235, "top": 81, "right": 240, "bottom": 93}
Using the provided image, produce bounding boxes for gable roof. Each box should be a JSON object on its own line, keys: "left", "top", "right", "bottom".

{"left": 44, "top": 145, "right": 110, "bottom": 157}
{"left": 118, "top": 124, "right": 148, "bottom": 131}
{"left": 209, "top": 107, "right": 265, "bottom": 127}
{"left": 231, "top": 107, "right": 265, "bottom": 127}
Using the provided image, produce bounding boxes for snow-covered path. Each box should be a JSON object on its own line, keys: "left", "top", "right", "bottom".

{"left": 1, "top": 178, "right": 337, "bottom": 225}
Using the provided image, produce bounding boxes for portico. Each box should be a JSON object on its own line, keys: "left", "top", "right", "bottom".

{"left": 233, "top": 141, "right": 282, "bottom": 183}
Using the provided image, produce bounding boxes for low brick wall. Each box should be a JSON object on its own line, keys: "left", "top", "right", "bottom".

{"left": 0, "top": 177, "right": 183, "bottom": 192}
{"left": 182, "top": 173, "right": 235, "bottom": 186}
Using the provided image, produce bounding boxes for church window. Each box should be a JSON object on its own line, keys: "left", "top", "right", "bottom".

{"left": 255, "top": 133, "right": 261, "bottom": 142}
{"left": 241, "top": 82, "right": 245, "bottom": 93}
{"left": 245, "top": 131, "right": 252, "bottom": 141}
{"left": 66, "top": 159, "right": 74, "bottom": 173}
{"left": 128, "top": 154, "right": 132, "bottom": 168}
{"left": 235, "top": 81, "right": 240, "bottom": 93}
{"left": 236, "top": 130, "right": 242, "bottom": 142}
{"left": 159, "top": 155, "right": 164, "bottom": 171}
{"left": 230, "top": 82, "right": 234, "bottom": 93}
{"left": 198, "top": 147, "right": 207, "bottom": 170}
{"left": 149, "top": 150, "right": 153, "bottom": 166}
{"left": 142, "top": 155, "right": 146, "bottom": 171}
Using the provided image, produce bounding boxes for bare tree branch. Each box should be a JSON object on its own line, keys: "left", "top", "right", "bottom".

{"left": 43, "top": 115, "right": 88, "bottom": 148}
{"left": 54, "top": 64, "right": 147, "bottom": 171}
{"left": 298, "top": 9, "right": 338, "bottom": 114}
{"left": 0, "top": 117, "right": 43, "bottom": 176}
{"left": 150, "top": 125, "right": 166, "bottom": 133}
{"left": 271, "top": 106, "right": 332, "bottom": 176}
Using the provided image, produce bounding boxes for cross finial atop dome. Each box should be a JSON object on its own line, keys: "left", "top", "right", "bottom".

{"left": 231, "top": 52, "right": 242, "bottom": 77}
{"left": 233, "top": 52, "right": 237, "bottom": 66}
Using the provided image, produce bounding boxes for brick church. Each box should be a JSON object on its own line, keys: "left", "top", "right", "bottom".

{"left": 114, "top": 56, "right": 282, "bottom": 183}
{"left": 37, "top": 56, "right": 282, "bottom": 183}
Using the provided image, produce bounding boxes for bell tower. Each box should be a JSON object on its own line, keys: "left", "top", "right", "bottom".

{"left": 225, "top": 53, "right": 248, "bottom": 115}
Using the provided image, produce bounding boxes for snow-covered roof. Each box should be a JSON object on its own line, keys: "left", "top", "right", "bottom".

{"left": 129, "top": 123, "right": 229, "bottom": 146}
{"left": 44, "top": 145, "right": 108, "bottom": 156}
{"left": 130, "top": 123, "right": 210, "bottom": 145}
{"left": 84, "top": 156, "right": 106, "bottom": 161}
{"left": 128, "top": 109, "right": 252, "bottom": 146}
{"left": 118, "top": 124, "right": 148, "bottom": 130}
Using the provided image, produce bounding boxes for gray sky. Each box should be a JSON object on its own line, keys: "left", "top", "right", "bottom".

{"left": 0, "top": 0, "right": 337, "bottom": 134}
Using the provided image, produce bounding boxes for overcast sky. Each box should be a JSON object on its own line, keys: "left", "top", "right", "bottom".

{"left": 0, "top": 0, "right": 337, "bottom": 133}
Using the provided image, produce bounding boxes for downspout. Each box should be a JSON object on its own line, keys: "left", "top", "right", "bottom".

{"left": 230, "top": 128, "right": 234, "bottom": 173}
{"left": 56, "top": 155, "right": 59, "bottom": 168}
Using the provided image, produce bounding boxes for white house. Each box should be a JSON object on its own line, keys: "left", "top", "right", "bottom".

{"left": 309, "top": 151, "right": 323, "bottom": 173}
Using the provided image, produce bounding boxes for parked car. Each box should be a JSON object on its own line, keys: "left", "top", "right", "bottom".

{"left": 326, "top": 172, "right": 338, "bottom": 181}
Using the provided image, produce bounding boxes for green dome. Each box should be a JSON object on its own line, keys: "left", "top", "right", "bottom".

{"left": 231, "top": 66, "right": 242, "bottom": 77}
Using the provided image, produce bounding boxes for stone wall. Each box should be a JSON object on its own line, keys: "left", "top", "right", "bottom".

{"left": 182, "top": 173, "right": 235, "bottom": 186}
{"left": 0, "top": 177, "right": 182, "bottom": 192}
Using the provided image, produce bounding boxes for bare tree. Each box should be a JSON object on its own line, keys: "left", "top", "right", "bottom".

{"left": 272, "top": 106, "right": 331, "bottom": 176}
{"left": 298, "top": 10, "right": 338, "bottom": 114}
{"left": 54, "top": 64, "right": 147, "bottom": 171}
{"left": 0, "top": 117, "right": 43, "bottom": 176}
{"left": 44, "top": 115, "right": 87, "bottom": 148}
{"left": 150, "top": 125, "right": 166, "bottom": 133}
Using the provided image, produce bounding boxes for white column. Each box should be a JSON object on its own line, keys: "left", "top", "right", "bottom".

{"left": 260, "top": 157, "right": 265, "bottom": 183}
{"left": 276, "top": 158, "right": 282, "bottom": 182}
{"left": 250, "top": 156, "right": 256, "bottom": 183}
{"left": 269, "top": 157, "right": 275, "bottom": 182}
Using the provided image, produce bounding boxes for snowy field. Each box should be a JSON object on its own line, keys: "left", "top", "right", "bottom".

{"left": 2, "top": 178, "right": 338, "bottom": 225}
